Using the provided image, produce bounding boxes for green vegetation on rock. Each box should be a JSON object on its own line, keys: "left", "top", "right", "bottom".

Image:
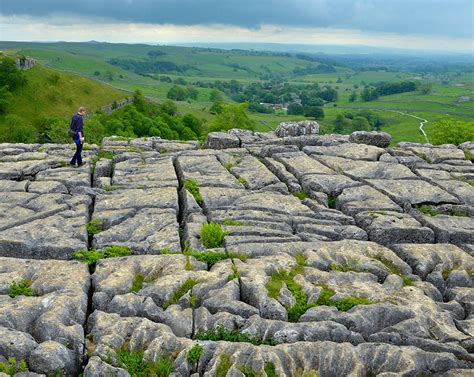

{"left": 129, "top": 273, "right": 145, "bottom": 293}
{"left": 73, "top": 245, "right": 132, "bottom": 265}
{"left": 0, "top": 357, "right": 28, "bottom": 375}
{"left": 8, "top": 279, "right": 34, "bottom": 298}
{"left": 164, "top": 278, "right": 199, "bottom": 309}
{"left": 216, "top": 354, "right": 232, "bottom": 377}
{"left": 201, "top": 222, "right": 228, "bottom": 248}
{"left": 187, "top": 344, "right": 204, "bottom": 364}
{"left": 418, "top": 205, "right": 438, "bottom": 216}
{"left": 292, "top": 191, "right": 309, "bottom": 201}
{"left": 115, "top": 348, "right": 173, "bottom": 377}
{"left": 195, "top": 325, "right": 275, "bottom": 346}
{"left": 86, "top": 219, "right": 103, "bottom": 236}
{"left": 184, "top": 179, "right": 203, "bottom": 205}
{"left": 315, "top": 285, "right": 374, "bottom": 312}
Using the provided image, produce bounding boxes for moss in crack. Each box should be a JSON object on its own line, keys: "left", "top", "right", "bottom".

{"left": 327, "top": 194, "right": 337, "bottom": 209}
{"left": 195, "top": 325, "right": 275, "bottom": 346}
{"left": 292, "top": 191, "right": 309, "bottom": 201}
{"left": 73, "top": 246, "right": 132, "bottom": 266}
{"left": 442, "top": 262, "right": 461, "bottom": 280}
{"left": 86, "top": 219, "right": 103, "bottom": 236}
{"left": 129, "top": 273, "right": 145, "bottom": 293}
{"left": 216, "top": 354, "right": 232, "bottom": 377}
{"left": 315, "top": 285, "right": 375, "bottom": 312}
{"left": 187, "top": 344, "right": 203, "bottom": 365}
{"left": 463, "top": 149, "right": 472, "bottom": 161}
{"left": 184, "top": 179, "right": 203, "bottom": 205}
{"left": 417, "top": 205, "right": 438, "bottom": 216}
{"left": 163, "top": 278, "right": 199, "bottom": 309}
{"left": 227, "top": 264, "right": 240, "bottom": 281}
{"left": 264, "top": 362, "right": 277, "bottom": 377}
{"left": 222, "top": 219, "right": 247, "bottom": 226}
{"left": 265, "top": 254, "right": 312, "bottom": 322}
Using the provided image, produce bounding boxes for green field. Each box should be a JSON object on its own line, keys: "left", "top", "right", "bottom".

{"left": 1, "top": 41, "right": 472, "bottom": 145}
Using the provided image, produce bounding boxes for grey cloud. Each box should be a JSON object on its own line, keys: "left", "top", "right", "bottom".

{"left": 1, "top": 0, "right": 473, "bottom": 38}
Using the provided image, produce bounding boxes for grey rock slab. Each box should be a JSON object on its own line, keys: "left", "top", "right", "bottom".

{"left": 112, "top": 156, "right": 178, "bottom": 188}
{"left": 275, "top": 120, "right": 319, "bottom": 137}
{"left": 0, "top": 180, "right": 27, "bottom": 192}
{"left": 176, "top": 154, "right": 242, "bottom": 189}
{"left": 35, "top": 165, "right": 91, "bottom": 190}
{"left": 94, "top": 187, "right": 178, "bottom": 213}
{"left": 303, "top": 143, "right": 385, "bottom": 161}
{"left": 434, "top": 179, "right": 474, "bottom": 206}
{"left": 204, "top": 132, "right": 240, "bottom": 149}
{"left": 405, "top": 145, "right": 467, "bottom": 163}
{"left": 228, "top": 156, "right": 280, "bottom": 190}
{"left": 295, "top": 223, "right": 368, "bottom": 241}
{"left": 367, "top": 179, "right": 459, "bottom": 206}
{"left": 0, "top": 159, "right": 62, "bottom": 180}
{"left": 93, "top": 208, "right": 181, "bottom": 253}
{"left": 337, "top": 185, "right": 402, "bottom": 216}
{"left": 355, "top": 211, "right": 435, "bottom": 246}
{"left": 390, "top": 243, "right": 474, "bottom": 281}
{"left": 300, "top": 173, "right": 360, "bottom": 195}
{"left": 420, "top": 214, "right": 474, "bottom": 244}
{"left": 0, "top": 258, "right": 89, "bottom": 374}
{"left": 27, "top": 181, "right": 68, "bottom": 194}
{"left": 273, "top": 152, "right": 335, "bottom": 179}
{"left": 349, "top": 131, "right": 392, "bottom": 148}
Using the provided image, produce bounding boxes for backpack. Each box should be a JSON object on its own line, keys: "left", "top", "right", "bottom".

{"left": 69, "top": 116, "right": 78, "bottom": 138}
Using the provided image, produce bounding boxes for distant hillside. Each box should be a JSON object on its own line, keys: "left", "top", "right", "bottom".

{"left": 0, "top": 62, "right": 129, "bottom": 127}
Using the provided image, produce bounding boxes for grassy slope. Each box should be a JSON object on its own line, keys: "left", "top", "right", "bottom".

{"left": 1, "top": 64, "right": 129, "bottom": 126}
{"left": 1, "top": 42, "right": 472, "bottom": 144}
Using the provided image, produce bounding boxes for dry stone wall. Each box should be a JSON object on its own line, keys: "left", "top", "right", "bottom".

{"left": 0, "top": 131, "right": 473, "bottom": 376}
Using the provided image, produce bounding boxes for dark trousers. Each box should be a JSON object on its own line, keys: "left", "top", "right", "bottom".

{"left": 70, "top": 142, "right": 83, "bottom": 166}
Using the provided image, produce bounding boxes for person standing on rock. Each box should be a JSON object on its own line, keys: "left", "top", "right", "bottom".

{"left": 69, "top": 106, "right": 86, "bottom": 167}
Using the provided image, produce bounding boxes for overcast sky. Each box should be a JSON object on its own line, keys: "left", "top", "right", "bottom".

{"left": 1, "top": 0, "right": 473, "bottom": 52}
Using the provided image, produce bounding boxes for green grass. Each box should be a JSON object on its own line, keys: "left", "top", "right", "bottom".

{"left": 184, "top": 179, "right": 203, "bottom": 206}
{"left": 163, "top": 278, "right": 200, "bottom": 309}
{"left": 73, "top": 245, "right": 132, "bottom": 265}
{"left": 315, "top": 285, "right": 374, "bottom": 311}
{"left": 103, "top": 185, "right": 120, "bottom": 192}
{"left": 418, "top": 205, "right": 438, "bottom": 216}
{"left": 115, "top": 348, "right": 173, "bottom": 377}
{"left": 86, "top": 219, "right": 103, "bottom": 236}
{"left": 237, "top": 365, "right": 261, "bottom": 377}
{"left": 216, "top": 354, "right": 232, "bottom": 377}
{"left": 373, "top": 254, "right": 413, "bottom": 286}
{"left": 222, "top": 219, "right": 247, "bottom": 226}
{"left": 195, "top": 325, "right": 276, "bottom": 346}
{"left": 8, "top": 280, "right": 34, "bottom": 298}
{"left": 129, "top": 273, "right": 145, "bottom": 293}
{"left": 201, "top": 222, "right": 227, "bottom": 249}
{"left": 187, "top": 344, "right": 204, "bottom": 364}
{"left": 464, "top": 150, "right": 472, "bottom": 161}
{"left": 264, "top": 362, "right": 277, "bottom": 377}
{"left": 0, "top": 63, "right": 128, "bottom": 129}
{"left": 0, "top": 358, "right": 28, "bottom": 375}
{"left": 227, "top": 264, "right": 241, "bottom": 281}
{"left": 292, "top": 191, "right": 309, "bottom": 201}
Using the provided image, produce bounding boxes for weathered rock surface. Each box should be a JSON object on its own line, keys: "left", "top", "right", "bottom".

{"left": 0, "top": 132, "right": 472, "bottom": 375}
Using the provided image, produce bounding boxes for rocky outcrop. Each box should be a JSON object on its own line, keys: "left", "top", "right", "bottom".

{"left": 0, "top": 130, "right": 472, "bottom": 375}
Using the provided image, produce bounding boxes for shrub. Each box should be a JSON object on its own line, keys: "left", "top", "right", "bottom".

{"left": 184, "top": 179, "right": 203, "bottom": 205}
{"left": 264, "top": 362, "right": 277, "bottom": 377}
{"left": 201, "top": 222, "right": 227, "bottom": 248}
{"left": 0, "top": 357, "right": 28, "bottom": 375}
{"left": 86, "top": 219, "right": 103, "bottom": 236}
{"left": 195, "top": 325, "right": 275, "bottom": 346}
{"left": 430, "top": 119, "right": 474, "bottom": 146}
{"left": 115, "top": 348, "right": 173, "bottom": 376}
{"left": 8, "top": 280, "right": 34, "bottom": 298}
{"left": 187, "top": 344, "right": 203, "bottom": 364}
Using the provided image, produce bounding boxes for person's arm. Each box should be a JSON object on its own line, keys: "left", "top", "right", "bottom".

{"left": 78, "top": 117, "right": 85, "bottom": 143}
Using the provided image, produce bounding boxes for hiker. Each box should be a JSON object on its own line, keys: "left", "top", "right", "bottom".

{"left": 69, "top": 106, "right": 86, "bottom": 167}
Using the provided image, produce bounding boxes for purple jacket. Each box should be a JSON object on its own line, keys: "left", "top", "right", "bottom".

{"left": 70, "top": 114, "right": 84, "bottom": 144}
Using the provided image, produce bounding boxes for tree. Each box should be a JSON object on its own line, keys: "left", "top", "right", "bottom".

{"left": 133, "top": 89, "right": 146, "bottom": 112}
{"left": 0, "top": 57, "right": 26, "bottom": 90}
{"left": 430, "top": 118, "right": 474, "bottom": 145}
{"left": 182, "top": 114, "right": 202, "bottom": 136}
{"left": 351, "top": 116, "right": 371, "bottom": 132}
{"left": 210, "top": 103, "right": 255, "bottom": 132}
{"left": 0, "top": 115, "right": 36, "bottom": 143}
{"left": 185, "top": 86, "right": 198, "bottom": 100}
{"left": 209, "top": 100, "right": 224, "bottom": 114}
{"left": 0, "top": 85, "right": 11, "bottom": 114}
{"left": 167, "top": 85, "right": 187, "bottom": 101}
{"left": 349, "top": 91, "right": 357, "bottom": 102}
{"left": 209, "top": 89, "right": 223, "bottom": 102}
{"left": 160, "top": 100, "right": 178, "bottom": 116}
{"left": 304, "top": 106, "right": 324, "bottom": 119}
{"left": 333, "top": 114, "right": 351, "bottom": 134}
{"left": 420, "top": 82, "right": 433, "bottom": 95}
{"left": 287, "top": 102, "right": 304, "bottom": 115}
